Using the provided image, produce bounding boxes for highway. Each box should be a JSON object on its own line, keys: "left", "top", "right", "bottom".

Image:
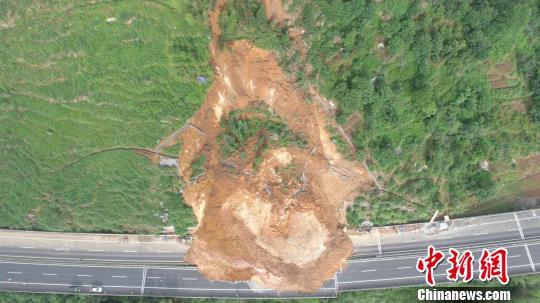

{"left": 1, "top": 208, "right": 539, "bottom": 298}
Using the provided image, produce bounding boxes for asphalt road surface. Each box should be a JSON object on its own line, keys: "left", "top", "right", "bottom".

{"left": 1, "top": 209, "right": 539, "bottom": 298}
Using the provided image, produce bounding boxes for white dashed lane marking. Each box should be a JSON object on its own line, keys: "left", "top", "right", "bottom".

{"left": 473, "top": 232, "right": 488, "bottom": 236}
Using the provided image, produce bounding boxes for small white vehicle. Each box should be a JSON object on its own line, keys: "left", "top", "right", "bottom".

{"left": 90, "top": 287, "right": 103, "bottom": 293}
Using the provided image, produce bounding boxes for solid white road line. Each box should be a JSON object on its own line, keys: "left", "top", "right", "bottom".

{"left": 513, "top": 214, "right": 535, "bottom": 271}
{"left": 88, "top": 250, "right": 104, "bottom": 252}
{"left": 339, "top": 274, "right": 428, "bottom": 284}
{"left": 375, "top": 229, "right": 382, "bottom": 255}
{"left": 143, "top": 285, "right": 337, "bottom": 291}
{"left": 523, "top": 244, "right": 536, "bottom": 272}
{"left": 20, "top": 247, "right": 35, "bottom": 249}
{"left": 146, "top": 266, "right": 198, "bottom": 271}
{"left": 514, "top": 213, "right": 525, "bottom": 240}
{"left": 519, "top": 216, "right": 540, "bottom": 221}
{"left": 473, "top": 232, "right": 488, "bottom": 236}
{"left": 141, "top": 266, "right": 147, "bottom": 296}
{"left": 0, "top": 281, "right": 140, "bottom": 288}
{"left": 157, "top": 251, "right": 172, "bottom": 253}
{"left": 478, "top": 219, "right": 515, "bottom": 225}
{"left": 402, "top": 240, "right": 418, "bottom": 243}
{"left": 0, "top": 260, "right": 145, "bottom": 269}
{"left": 123, "top": 250, "right": 136, "bottom": 253}
{"left": 0, "top": 235, "right": 183, "bottom": 245}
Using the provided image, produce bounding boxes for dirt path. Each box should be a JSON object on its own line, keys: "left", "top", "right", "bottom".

{"left": 152, "top": 0, "right": 372, "bottom": 292}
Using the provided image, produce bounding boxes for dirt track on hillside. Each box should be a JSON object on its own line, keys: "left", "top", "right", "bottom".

{"left": 153, "top": 0, "right": 372, "bottom": 292}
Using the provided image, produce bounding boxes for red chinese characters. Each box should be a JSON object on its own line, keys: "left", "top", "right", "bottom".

{"left": 416, "top": 245, "right": 445, "bottom": 286}
{"left": 479, "top": 248, "right": 509, "bottom": 284}
{"left": 416, "top": 246, "right": 509, "bottom": 286}
{"left": 446, "top": 248, "right": 474, "bottom": 283}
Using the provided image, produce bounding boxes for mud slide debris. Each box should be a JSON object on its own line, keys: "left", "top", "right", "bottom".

{"left": 152, "top": 0, "right": 372, "bottom": 292}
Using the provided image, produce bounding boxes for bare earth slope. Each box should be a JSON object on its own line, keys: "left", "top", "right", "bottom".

{"left": 156, "top": 0, "right": 372, "bottom": 292}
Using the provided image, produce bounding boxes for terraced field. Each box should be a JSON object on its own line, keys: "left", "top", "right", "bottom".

{"left": 0, "top": 1, "right": 212, "bottom": 234}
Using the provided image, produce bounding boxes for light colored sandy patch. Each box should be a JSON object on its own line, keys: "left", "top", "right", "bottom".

{"left": 266, "top": 87, "right": 276, "bottom": 105}
{"left": 256, "top": 211, "right": 328, "bottom": 266}
{"left": 316, "top": 112, "right": 341, "bottom": 163}
{"left": 250, "top": 273, "right": 283, "bottom": 291}
{"left": 214, "top": 90, "right": 226, "bottom": 121}
{"left": 125, "top": 16, "right": 137, "bottom": 25}
{"left": 225, "top": 187, "right": 328, "bottom": 266}
{"left": 0, "top": 10, "right": 16, "bottom": 29}
{"left": 193, "top": 199, "right": 206, "bottom": 226}
{"left": 273, "top": 148, "right": 292, "bottom": 166}
{"left": 225, "top": 190, "right": 272, "bottom": 236}
{"left": 223, "top": 75, "right": 237, "bottom": 95}
{"left": 261, "top": 0, "right": 289, "bottom": 27}
{"left": 183, "top": 184, "right": 207, "bottom": 224}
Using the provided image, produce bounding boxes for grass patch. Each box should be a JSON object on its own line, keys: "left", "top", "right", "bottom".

{"left": 190, "top": 154, "right": 206, "bottom": 182}
{"left": 0, "top": 0, "right": 211, "bottom": 234}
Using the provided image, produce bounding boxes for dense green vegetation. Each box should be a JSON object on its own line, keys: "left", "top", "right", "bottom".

{"left": 518, "top": 37, "right": 540, "bottom": 123}
{"left": 219, "top": 0, "right": 291, "bottom": 51}
{"left": 289, "top": 0, "right": 540, "bottom": 225}
{"left": 0, "top": 0, "right": 212, "bottom": 234}
{"left": 218, "top": 105, "right": 307, "bottom": 168}
{"left": 190, "top": 154, "right": 206, "bottom": 182}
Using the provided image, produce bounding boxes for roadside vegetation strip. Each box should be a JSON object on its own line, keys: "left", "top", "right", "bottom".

{"left": 0, "top": 0, "right": 212, "bottom": 234}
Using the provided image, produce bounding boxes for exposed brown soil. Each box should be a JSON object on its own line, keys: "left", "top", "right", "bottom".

{"left": 261, "top": 0, "right": 289, "bottom": 27}
{"left": 500, "top": 99, "right": 529, "bottom": 114}
{"left": 487, "top": 60, "right": 517, "bottom": 89}
{"left": 515, "top": 154, "right": 540, "bottom": 171}
{"left": 522, "top": 173, "right": 540, "bottom": 198}
{"left": 151, "top": 0, "right": 371, "bottom": 292}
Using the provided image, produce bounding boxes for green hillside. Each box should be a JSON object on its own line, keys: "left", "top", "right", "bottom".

{"left": 0, "top": 1, "right": 212, "bottom": 233}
